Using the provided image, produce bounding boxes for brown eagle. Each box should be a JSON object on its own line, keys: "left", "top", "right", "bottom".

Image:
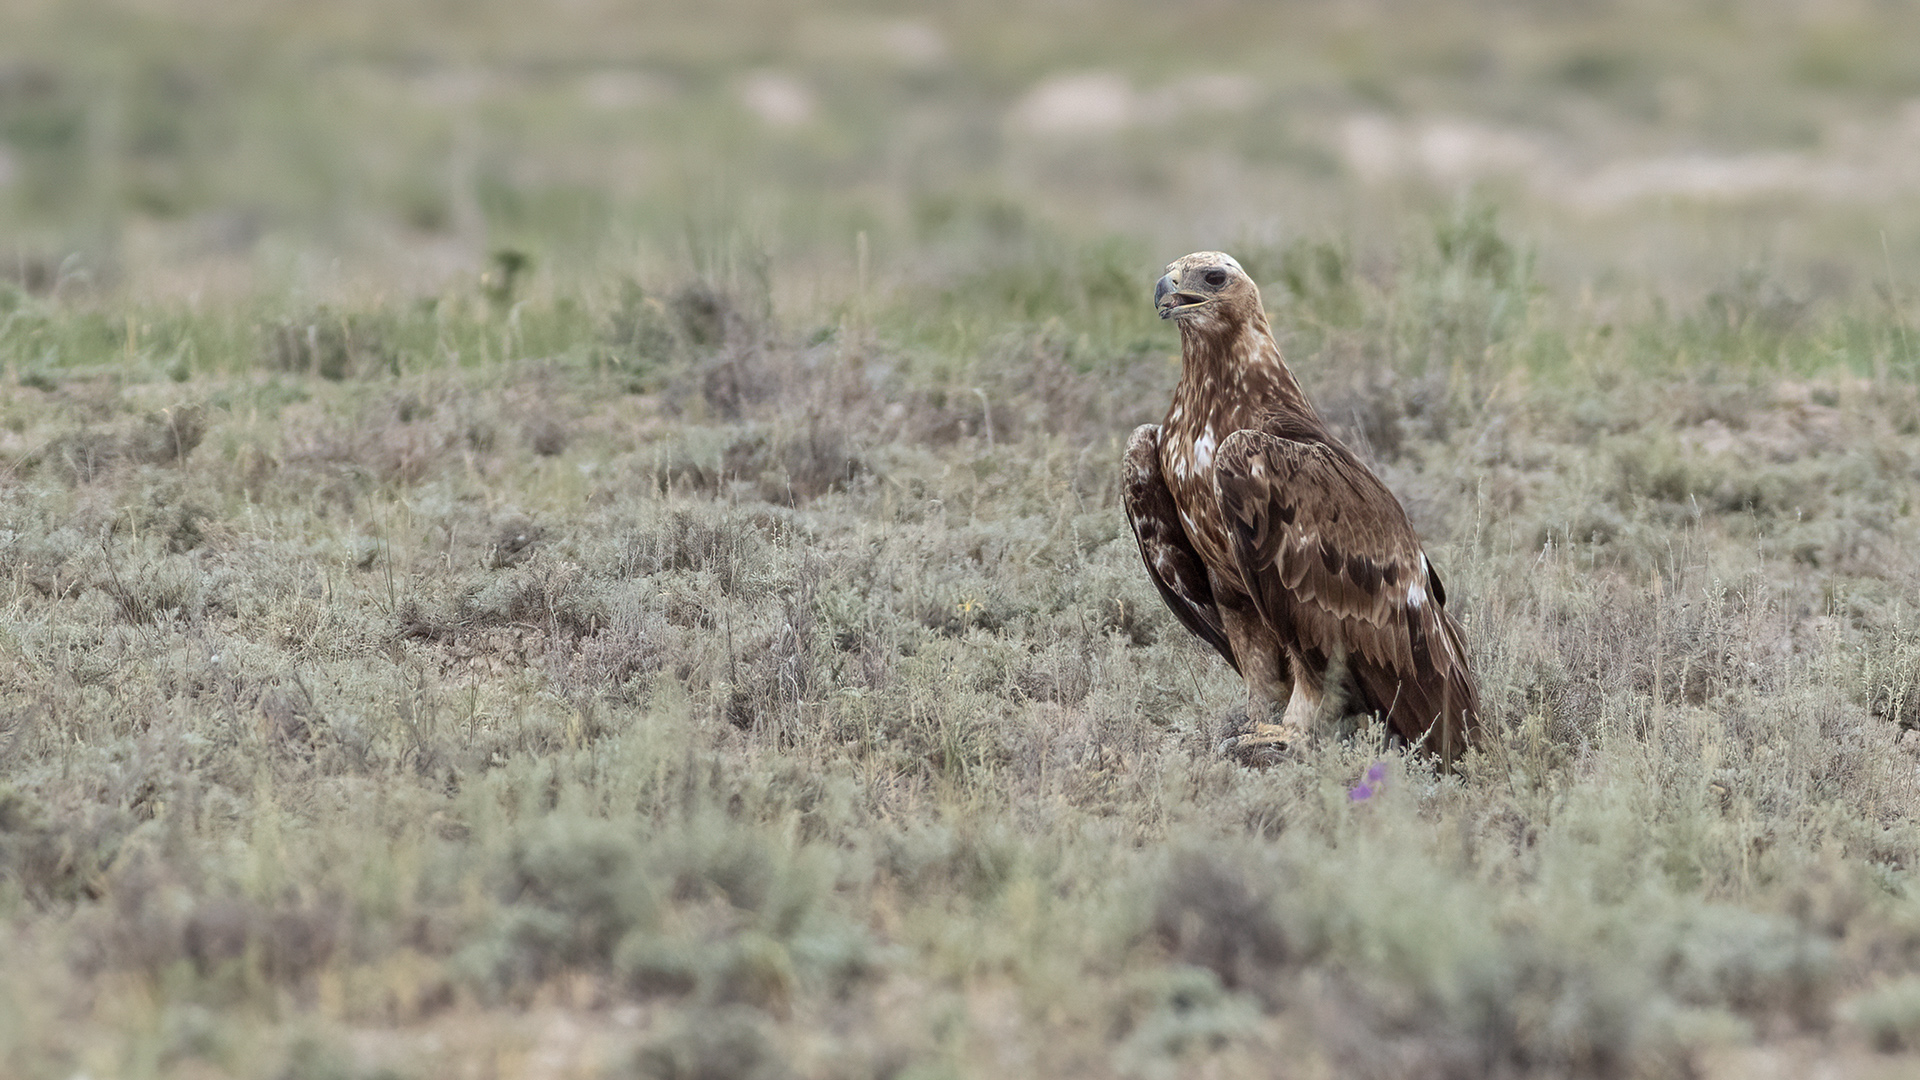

{"left": 1124, "top": 251, "right": 1479, "bottom": 764}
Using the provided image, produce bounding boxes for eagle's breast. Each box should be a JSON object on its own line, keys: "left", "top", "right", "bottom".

{"left": 1159, "top": 377, "right": 1242, "bottom": 580}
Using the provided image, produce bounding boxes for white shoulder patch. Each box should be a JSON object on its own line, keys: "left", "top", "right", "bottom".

{"left": 1193, "top": 427, "right": 1217, "bottom": 471}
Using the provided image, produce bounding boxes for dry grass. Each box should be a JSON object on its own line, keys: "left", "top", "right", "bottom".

{"left": 6, "top": 222, "right": 1920, "bottom": 1077}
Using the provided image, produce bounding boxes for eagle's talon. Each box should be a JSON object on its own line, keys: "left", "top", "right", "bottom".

{"left": 1219, "top": 723, "right": 1307, "bottom": 768}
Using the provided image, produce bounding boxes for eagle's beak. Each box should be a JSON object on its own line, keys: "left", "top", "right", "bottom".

{"left": 1154, "top": 272, "right": 1206, "bottom": 320}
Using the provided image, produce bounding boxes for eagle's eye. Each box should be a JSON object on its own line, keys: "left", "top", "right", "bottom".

{"left": 1202, "top": 268, "right": 1229, "bottom": 288}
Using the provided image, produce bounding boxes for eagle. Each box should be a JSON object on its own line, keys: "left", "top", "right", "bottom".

{"left": 1123, "top": 251, "right": 1480, "bottom": 765}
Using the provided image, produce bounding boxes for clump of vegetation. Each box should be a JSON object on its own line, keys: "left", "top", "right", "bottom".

{"left": 264, "top": 313, "right": 396, "bottom": 380}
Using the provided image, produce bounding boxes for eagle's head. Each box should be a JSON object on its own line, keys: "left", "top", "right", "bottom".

{"left": 1154, "top": 251, "right": 1262, "bottom": 333}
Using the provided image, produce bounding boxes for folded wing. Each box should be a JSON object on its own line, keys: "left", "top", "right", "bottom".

{"left": 1211, "top": 428, "right": 1478, "bottom": 756}
{"left": 1122, "top": 424, "right": 1238, "bottom": 672}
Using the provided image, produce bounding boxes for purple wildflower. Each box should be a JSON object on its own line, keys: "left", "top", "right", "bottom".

{"left": 1348, "top": 760, "right": 1389, "bottom": 802}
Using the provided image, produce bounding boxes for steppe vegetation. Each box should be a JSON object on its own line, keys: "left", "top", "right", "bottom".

{"left": 8, "top": 1, "right": 1920, "bottom": 1077}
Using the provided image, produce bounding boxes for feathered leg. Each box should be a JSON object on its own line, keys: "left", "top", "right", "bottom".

{"left": 1214, "top": 604, "right": 1304, "bottom": 766}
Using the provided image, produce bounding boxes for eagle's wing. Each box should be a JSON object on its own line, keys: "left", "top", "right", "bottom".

{"left": 1212, "top": 429, "right": 1478, "bottom": 755}
{"left": 1123, "top": 424, "right": 1239, "bottom": 672}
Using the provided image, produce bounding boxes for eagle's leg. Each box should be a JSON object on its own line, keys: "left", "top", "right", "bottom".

{"left": 1280, "top": 675, "right": 1324, "bottom": 730}
{"left": 1214, "top": 605, "right": 1304, "bottom": 766}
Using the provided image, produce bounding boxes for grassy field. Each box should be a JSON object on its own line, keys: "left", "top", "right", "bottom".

{"left": 8, "top": 1, "right": 1920, "bottom": 1077}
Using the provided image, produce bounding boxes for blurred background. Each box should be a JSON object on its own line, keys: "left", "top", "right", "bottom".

{"left": 3, "top": 0, "right": 1919, "bottom": 315}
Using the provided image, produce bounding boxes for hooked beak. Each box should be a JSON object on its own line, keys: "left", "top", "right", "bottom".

{"left": 1154, "top": 272, "right": 1206, "bottom": 320}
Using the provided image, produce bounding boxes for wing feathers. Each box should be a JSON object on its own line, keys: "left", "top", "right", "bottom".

{"left": 1123, "top": 424, "right": 1240, "bottom": 672}
{"left": 1213, "top": 429, "right": 1478, "bottom": 754}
